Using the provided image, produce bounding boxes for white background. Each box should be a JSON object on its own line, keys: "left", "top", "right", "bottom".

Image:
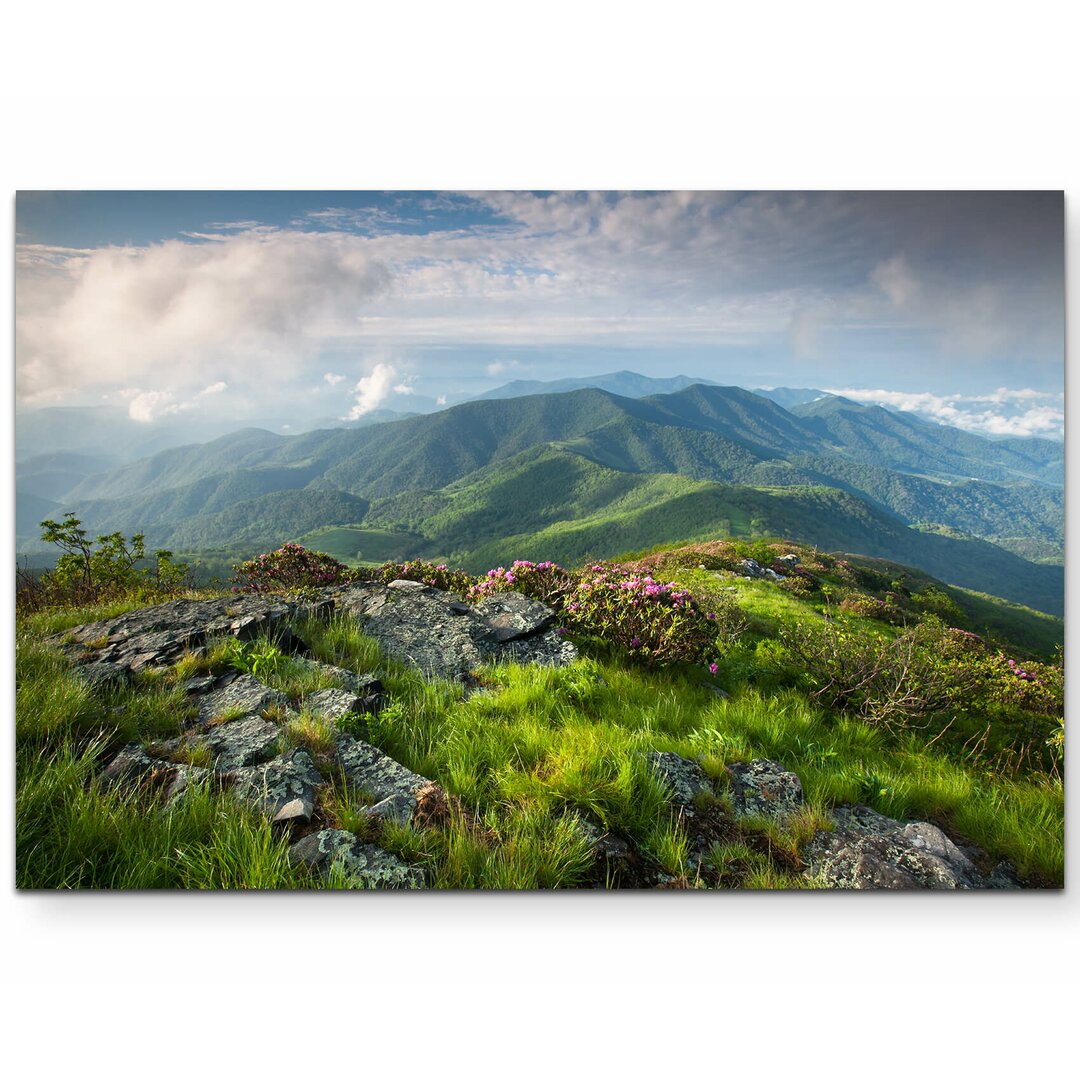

{"left": 2, "top": 3, "right": 1076, "bottom": 1076}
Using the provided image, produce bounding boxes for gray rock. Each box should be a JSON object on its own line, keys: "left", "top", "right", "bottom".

{"left": 647, "top": 751, "right": 715, "bottom": 814}
{"left": 802, "top": 805, "right": 997, "bottom": 889}
{"left": 331, "top": 582, "right": 576, "bottom": 684}
{"left": 230, "top": 748, "right": 324, "bottom": 824}
{"left": 196, "top": 674, "right": 288, "bottom": 727}
{"left": 98, "top": 744, "right": 207, "bottom": 802}
{"left": 303, "top": 687, "right": 376, "bottom": 730}
{"left": 202, "top": 713, "right": 282, "bottom": 770}
{"left": 728, "top": 759, "right": 804, "bottom": 821}
{"left": 181, "top": 674, "right": 216, "bottom": 696}
{"left": 334, "top": 733, "right": 434, "bottom": 819}
{"left": 574, "top": 815, "right": 635, "bottom": 864}
{"left": 288, "top": 829, "right": 425, "bottom": 888}
{"left": 362, "top": 793, "right": 418, "bottom": 827}
{"left": 54, "top": 595, "right": 299, "bottom": 678}
{"left": 76, "top": 661, "right": 133, "bottom": 691}
{"left": 472, "top": 592, "right": 555, "bottom": 641}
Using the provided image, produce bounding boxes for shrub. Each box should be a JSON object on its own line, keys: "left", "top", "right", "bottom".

{"left": 778, "top": 616, "right": 986, "bottom": 729}
{"left": 368, "top": 559, "right": 475, "bottom": 596}
{"left": 233, "top": 544, "right": 353, "bottom": 593}
{"left": 838, "top": 592, "right": 903, "bottom": 624}
{"left": 18, "top": 514, "right": 190, "bottom": 612}
{"left": 563, "top": 564, "right": 721, "bottom": 670}
{"left": 468, "top": 560, "right": 577, "bottom": 608}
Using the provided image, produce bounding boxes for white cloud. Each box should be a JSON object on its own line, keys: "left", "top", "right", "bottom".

{"left": 825, "top": 386, "right": 1064, "bottom": 440}
{"left": 16, "top": 228, "right": 389, "bottom": 406}
{"left": 347, "top": 362, "right": 399, "bottom": 419}
{"left": 392, "top": 382, "right": 415, "bottom": 395}
{"left": 485, "top": 359, "right": 521, "bottom": 377}
{"left": 323, "top": 372, "right": 346, "bottom": 386}
{"left": 198, "top": 381, "right": 228, "bottom": 396}
{"left": 127, "top": 390, "right": 174, "bottom": 423}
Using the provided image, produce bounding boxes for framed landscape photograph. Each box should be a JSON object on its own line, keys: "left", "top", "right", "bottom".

{"left": 14, "top": 190, "right": 1064, "bottom": 891}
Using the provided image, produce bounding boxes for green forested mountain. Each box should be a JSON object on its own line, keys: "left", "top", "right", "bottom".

{"left": 24, "top": 383, "right": 1064, "bottom": 613}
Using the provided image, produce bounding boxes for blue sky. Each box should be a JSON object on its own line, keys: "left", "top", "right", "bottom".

{"left": 15, "top": 190, "right": 1065, "bottom": 437}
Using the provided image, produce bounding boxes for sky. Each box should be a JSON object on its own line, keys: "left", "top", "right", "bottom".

{"left": 14, "top": 190, "right": 1065, "bottom": 438}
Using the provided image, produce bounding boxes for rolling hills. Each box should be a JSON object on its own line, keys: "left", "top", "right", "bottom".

{"left": 19, "top": 383, "right": 1065, "bottom": 614}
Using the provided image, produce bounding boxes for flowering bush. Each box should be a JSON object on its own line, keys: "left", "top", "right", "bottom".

{"left": 468, "top": 560, "right": 577, "bottom": 608}
{"left": 233, "top": 544, "right": 352, "bottom": 593}
{"left": 985, "top": 652, "right": 1064, "bottom": 716}
{"left": 838, "top": 592, "right": 904, "bottom": 624}
{"left": 560, "top": 564, "right": 721, "bottom": 669}
{"left": 368, "top": 559, "right": 475, "bottom": 596}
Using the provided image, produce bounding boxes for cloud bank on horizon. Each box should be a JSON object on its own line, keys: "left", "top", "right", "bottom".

{"left": 14, "top": 190, "right": 1064, "bottom": 439}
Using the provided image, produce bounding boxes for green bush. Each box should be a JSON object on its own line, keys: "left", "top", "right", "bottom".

{"left": 18, "top": 514, "right": 190, "bottom": 612}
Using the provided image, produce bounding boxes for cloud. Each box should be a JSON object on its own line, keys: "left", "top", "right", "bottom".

{"left": 825, "top": 386, "right": 1064, "bottom": 440}
{"left": 15, "top": 192, "right": 1062, "bottom": 422}
{"left": 347, "top": 362, "right": 406, "bottom": 419}
{"left": 127, "top": 390, "right": 174, "bottom": 423}
{"left": 198, "top": 381, "right": 228, "bottom": 396}
{"left": 16, "top": 228, "right": 389, "bottom": 406}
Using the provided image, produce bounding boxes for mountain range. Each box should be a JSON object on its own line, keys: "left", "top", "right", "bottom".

{"left": 16, "top": 382, "right": 1065, "bottom": 614}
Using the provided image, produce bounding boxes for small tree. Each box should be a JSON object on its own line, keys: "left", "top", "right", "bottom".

{"left": 29, "top": 514, "right": 190, "bottom": 607}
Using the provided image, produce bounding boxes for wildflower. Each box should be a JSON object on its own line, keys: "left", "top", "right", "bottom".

{"left": 709, "top": 662, "right": 719, "bottom": 675}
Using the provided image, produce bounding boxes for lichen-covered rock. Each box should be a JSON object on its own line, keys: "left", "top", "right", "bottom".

{"left": 202, "top": 713, "right": 282, "bottom": 770}
{"left": 362, "top": 793, "right": 418, "bottom": 827}
{"left": 329, "top": 581, "right": 576, "bottom": 684}
{"left": 196, "top": 674, "right": 288, "bottom": 727}
{"left": 333, "top": 733, "right": 438, "bottom": 824}
{"left": 303, "top": 687, "right": 376, "bottom": 730}
{"left": 646, "top": 751, "right": 715, "bottom": 814}
{"left": 472, "top": 592, "right": 555, "bottom": 641}
{"left": 230, "top": 748, "right": 324, "bottom": 824}
{"left": 728, "top": 759, "right": 804, "bottom": 821}
{"left": 98, "top": 744, "right": 208, "bottom": 802}
{"left": 288, "top": 829, "right": 425, "bottom": 888}
{"left": 55, "top": 595, "right": 299, "bottom": 677}
{"left": 75, "top": 660, "right": 133, "bottom": 691}
{"left": 802, "top": 805, "right": 1005, "bottom": 889}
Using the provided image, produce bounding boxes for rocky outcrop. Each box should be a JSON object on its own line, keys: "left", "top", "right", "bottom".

{"left": 646, "top": 751, "right": 716, "bottom": 814}
{"left": 334, "top": 733, "right": 439, "bottom": 826}
{"left": 56, "top": 596, "right": 300, "bottom": 679}
{"left": 331, "top": 580, "right": 576, "bottom": 683}
{"left": 201, "top": 714, "right": 282, "bottom": 770}
{"left": 230, "top": 748, "right": 325, "bottom": 824}
{"left": 737, "top": 558, "right": 785, "bottom": 581}
{"left": 728, "top": 759, "right": 804, "bottom": 821}
{"left": 196, "top": 674, "right": 289, "bottom": 726}
{"left": 289, "top": 829, "right": 426, "bottom": 888}
{"left": 802, "top": 805, "right": 1020, "bottom": 889}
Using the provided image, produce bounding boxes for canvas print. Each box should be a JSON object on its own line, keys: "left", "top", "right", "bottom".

{"left": 14, "top": 191, "right": 1064, "bottom": 890}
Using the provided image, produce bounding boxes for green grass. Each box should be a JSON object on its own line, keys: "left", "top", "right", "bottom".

{"left": 15, "top": 565, "right": 1065, "bottom": 889}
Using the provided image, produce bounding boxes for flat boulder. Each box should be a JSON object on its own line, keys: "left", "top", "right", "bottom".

{"left": 329, "top": 581, "right": 576, "bottom": 684}
{"left": 303, "top": 687, "right": 375, "bottom": 730}
{"left": 202, "top": 713, "right": 282, "bottom": 770}
{"left": 647, "top": 751, "right": 715, "bottom": 815}
{"left": 289, "top": 829, "right": 425, "bottom": 888}
{"left": 802, "top": 805, "right": 1008, "bottom": 889}
{"left": 196, "top": 674, "right": 288, "bottom": 727}
{"left": 472, "top": 592, "right": 555, "bottom": 641}
{"left": 728, "top": 759, "right": 804, "bottom": 822}
{"left": 334, "top": 733, "right": 441, "bottom": 825}
{"left": 55, "top": 595, "right": 298, "bottom": 677}
{"left": 99, "top": 744, "right": 208, "bottom": 802}
{"left": 230, "top": 748, "right": 324, "bottom": 824}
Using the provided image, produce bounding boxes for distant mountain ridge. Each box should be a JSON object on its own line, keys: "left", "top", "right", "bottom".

{"left": 21, "top": 381, "right": 1064, "bottom": 614}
